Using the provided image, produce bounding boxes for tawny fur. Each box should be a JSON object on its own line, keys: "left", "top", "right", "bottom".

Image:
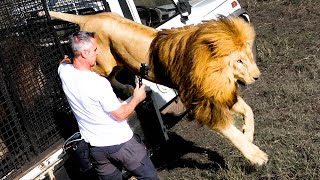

{"left": 49, "top": 11, "right": 268, "bottom": 165}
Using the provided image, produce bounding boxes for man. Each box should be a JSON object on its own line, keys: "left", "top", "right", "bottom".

{"left": 58, "top": 31, "right": 159, "bottom": 180}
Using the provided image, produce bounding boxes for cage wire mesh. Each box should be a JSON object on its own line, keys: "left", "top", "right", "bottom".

{"left": 48, "top": 0, "right": 108, "bottom": 56}
{"left": 0, "top": 72, "right": 30, "bottom": 178}
{"left": 0, "top": 0, "right": 109, "bottom": 178}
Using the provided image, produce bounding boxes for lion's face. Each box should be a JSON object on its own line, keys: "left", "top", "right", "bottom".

{"left": 228, "top": 45, "right": 260, "bottom": 85}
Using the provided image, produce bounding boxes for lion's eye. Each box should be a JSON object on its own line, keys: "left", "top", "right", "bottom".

{"left": 237, "top": 60, "right": 243, "bottom": 64}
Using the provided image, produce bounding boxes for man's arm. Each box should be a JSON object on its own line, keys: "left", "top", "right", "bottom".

{"left": 110, "top": 84, "right": 146, "bottom": 121}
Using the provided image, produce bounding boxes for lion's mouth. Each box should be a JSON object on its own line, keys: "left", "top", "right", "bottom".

{"left": 237, "top": 80, "right": 246, "bottom": 86}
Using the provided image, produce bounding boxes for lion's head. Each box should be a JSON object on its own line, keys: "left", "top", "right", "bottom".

{"left": 223, "top": 40, "right": 260, "bottom": 85}
{"left": 149, "top": 16, "right": 259, "bottom": 128}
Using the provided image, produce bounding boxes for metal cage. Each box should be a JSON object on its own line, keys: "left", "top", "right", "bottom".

{"left": 0, "top": 0, "right": 109, "bottom": 179}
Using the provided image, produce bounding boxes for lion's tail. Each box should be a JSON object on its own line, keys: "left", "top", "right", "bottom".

{"left": 48, "top": 11, "right": 89, "bottom": 25}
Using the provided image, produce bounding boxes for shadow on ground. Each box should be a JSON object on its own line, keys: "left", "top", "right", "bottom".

{"left": 151, "top": 132, "right": 226, "bottom": 172}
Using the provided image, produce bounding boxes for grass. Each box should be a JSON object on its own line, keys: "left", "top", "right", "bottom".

{"left": 155, "top": 0, "right": 320, "bottom": 179}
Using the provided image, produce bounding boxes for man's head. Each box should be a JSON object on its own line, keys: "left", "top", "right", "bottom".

{"left": 69, "top": 31, "right": 98, "bottom": 67}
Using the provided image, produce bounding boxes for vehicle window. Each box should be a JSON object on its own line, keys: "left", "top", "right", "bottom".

{"left": 133, "top": 0, "right": 178, "bottom": 27}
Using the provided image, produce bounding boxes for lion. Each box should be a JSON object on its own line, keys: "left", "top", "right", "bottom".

{"left": 48, "top": 11, "right": 268, "bottom": 165}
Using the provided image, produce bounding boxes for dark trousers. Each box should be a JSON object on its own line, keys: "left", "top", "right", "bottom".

{"left": 90, "top": 135, "right": 159, "bottom": 180}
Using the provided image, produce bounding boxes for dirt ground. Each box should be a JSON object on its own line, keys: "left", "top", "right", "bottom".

{"left": 154, "top": 0, "right": 320, "bottom": 179}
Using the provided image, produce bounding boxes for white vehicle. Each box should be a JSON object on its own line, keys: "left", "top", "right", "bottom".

{"left": 48, "top": 0, "right": 250, "bottom": 26}
{"left": 20, "top": 0, "right": 251, "bottom": 179}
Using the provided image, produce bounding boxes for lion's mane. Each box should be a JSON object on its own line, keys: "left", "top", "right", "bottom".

{"left": 149, "top": 17, "right": 256, "bottom": 129}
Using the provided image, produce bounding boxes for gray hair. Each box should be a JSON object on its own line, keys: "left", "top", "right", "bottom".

{"left": 69, "top": 31, "right": 95, "bottom": 57}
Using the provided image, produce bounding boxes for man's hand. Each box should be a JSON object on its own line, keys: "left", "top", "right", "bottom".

{"left": 60, "top": 55, "right": 72, "bottom": 64}
{"left": 110, "top": 83, "right": 146, "bottom": 121}
{"left": 133, "top": 83, "right": 146, "bottom": 103}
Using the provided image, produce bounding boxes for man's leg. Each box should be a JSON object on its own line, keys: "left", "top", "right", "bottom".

{"left": 98, "top": 169, "right": 122, "bottom": 180}
{"left": 110, "top": 135, "right": 159, "bottom": 180}
{"left": 90, "top": 146, "right": 123, "bottom": 180}
{"left": 131, "top": 155, "right": 159, "bottom": 180}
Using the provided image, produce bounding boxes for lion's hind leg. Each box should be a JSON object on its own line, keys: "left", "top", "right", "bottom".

{"left": 108, "top": 66, "right": 134, "bottom": 98}
{"left": 218, "top": 124, "right": 268, "bottom": 165}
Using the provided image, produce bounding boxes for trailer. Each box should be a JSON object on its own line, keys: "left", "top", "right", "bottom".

{"left": 0, "top": 0, "right": 250, "bottom": 179}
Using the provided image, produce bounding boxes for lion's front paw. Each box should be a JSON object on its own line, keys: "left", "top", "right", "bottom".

{"left": 242, "top": 125, "right": 254, "bottom": 142}
{"left": 245, "top": 144, "right": 268, "bottom": 165}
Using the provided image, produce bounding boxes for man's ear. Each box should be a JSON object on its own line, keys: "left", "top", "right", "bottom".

{"left": 80, "top": 50, "right": 88, "bottom": 58}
